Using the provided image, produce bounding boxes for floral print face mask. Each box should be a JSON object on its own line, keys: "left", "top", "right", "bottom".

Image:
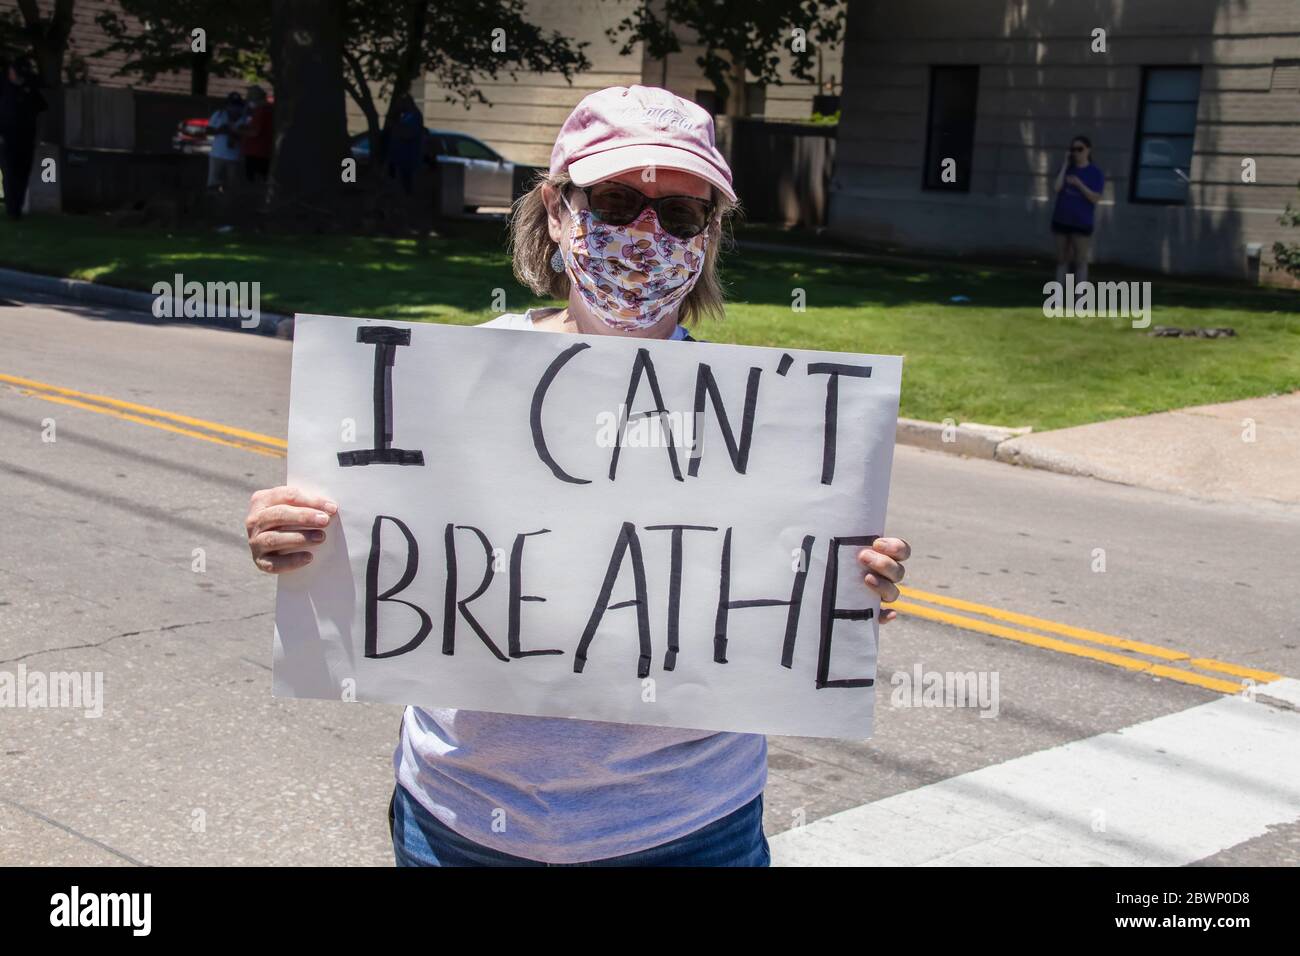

{"left": 561, "top": 197, "right": 709, "bottom": 332}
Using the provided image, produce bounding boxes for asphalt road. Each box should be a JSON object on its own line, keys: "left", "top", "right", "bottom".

{"left": 1, "top": 291, "right": 1297, "bottom": 866}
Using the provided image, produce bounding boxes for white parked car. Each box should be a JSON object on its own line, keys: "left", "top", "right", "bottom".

{"left": 349, "top": 128, "right": 517, "bottom": 210}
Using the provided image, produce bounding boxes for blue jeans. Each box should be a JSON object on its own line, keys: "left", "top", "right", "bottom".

{"left": 390, "top": 785, "right": 770, "bottom": 867}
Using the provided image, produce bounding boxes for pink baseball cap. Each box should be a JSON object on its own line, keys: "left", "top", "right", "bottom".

{"left": 550, "top": 85, "right": 736, "bottom": 201}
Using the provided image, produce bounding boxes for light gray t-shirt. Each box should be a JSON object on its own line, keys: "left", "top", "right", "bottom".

{"left": 392, "top": 309, "right": 767, "bottom": 864}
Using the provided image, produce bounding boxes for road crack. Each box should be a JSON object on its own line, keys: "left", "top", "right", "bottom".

{"left": 0, "top": 610, "right": 273, "bottom": 664}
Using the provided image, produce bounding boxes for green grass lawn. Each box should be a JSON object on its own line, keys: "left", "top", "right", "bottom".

{"left": 3, "top": 213, "right": 1297, "bottom": 431}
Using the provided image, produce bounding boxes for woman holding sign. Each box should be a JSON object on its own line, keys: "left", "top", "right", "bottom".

{"left": 244, "top": 86, "right": 910, "bottom": 867}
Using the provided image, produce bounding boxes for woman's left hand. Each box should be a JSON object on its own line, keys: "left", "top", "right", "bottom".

{"left": 859, "top": 537, "right": 911, "bottom": 623}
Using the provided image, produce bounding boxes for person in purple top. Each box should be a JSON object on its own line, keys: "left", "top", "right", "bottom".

{"left": 1050, "top": 135, "right": 1104, "bottom": 288}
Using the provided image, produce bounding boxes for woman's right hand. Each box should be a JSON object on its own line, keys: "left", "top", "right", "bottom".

{"left": 245, "top": 486, "right": 338, "bottom": 574}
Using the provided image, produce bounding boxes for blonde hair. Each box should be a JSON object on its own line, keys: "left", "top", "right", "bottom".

{"left": 507, "top": 169, "right": 737, "bottom": 327}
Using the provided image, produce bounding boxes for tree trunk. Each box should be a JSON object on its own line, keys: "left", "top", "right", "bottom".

{"left": 726, "top": 52, "right": 746, "bottom": 117}
{"left": 16, "top": 0, "right": 75, "bottom": 144}
{"left": 268, "top": 0, "right": 349, "bottom": 205}
{"left": 379, "top": 0, "right": 428, "bottom": 164}
{"left": 191, "top": 49, "right": 211, "bottom": 97}
{"left": 342, "top": 48, "right": 381, "bottom": 169}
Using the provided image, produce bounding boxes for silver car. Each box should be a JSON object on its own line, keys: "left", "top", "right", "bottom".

{"left": 349, "top": 128, "right": 516, "bottom": 211}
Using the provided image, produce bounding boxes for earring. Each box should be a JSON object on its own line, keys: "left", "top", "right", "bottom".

{"left": 550, "top": 248, "right": 564, "bottom": 274}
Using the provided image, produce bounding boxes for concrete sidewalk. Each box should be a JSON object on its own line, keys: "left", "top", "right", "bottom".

{"left": 996, "top": 392, "right": 1300, "bottom": 506}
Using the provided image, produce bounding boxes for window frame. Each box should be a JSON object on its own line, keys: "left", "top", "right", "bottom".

{"left": 1129, "top": 65, "right": 1203, "bottom": 206}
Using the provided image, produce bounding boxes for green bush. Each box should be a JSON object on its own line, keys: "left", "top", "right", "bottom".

{"left": 1273, "top": 181, "right": 1300, "bottom": 279}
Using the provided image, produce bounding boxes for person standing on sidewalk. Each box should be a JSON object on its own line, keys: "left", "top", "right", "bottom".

{"left": 1050, "top": 135, "right": 1104, "bottom": 288}
{"left": 243, "top": 86, "right": 912, "bottom": 867}
{"left": 0, "top": 58, "right": 47, "bottom": 220}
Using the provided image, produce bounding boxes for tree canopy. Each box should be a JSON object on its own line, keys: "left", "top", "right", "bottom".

{"left": 608, "top": 0, "right": 845, "bottom": 113}
{"left": 341, "top": 0, "right": 590, "bottom": 163}
{"left": 6, "top": 0, "right": 841, "bottom": 203}
{"left": 93, "top": 0, "right": 270, "bottom": 96}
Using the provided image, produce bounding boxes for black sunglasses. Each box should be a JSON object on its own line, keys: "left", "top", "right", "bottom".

{"left": 1071, "top": 145, "right": 1088, "bottom": 153}
{"left": 571, "top": 182, "right": 715, "bottom": 240}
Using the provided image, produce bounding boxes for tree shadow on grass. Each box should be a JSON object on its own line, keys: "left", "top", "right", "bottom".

{"left": 722, "top": 243, "right": 1300, "bottom": 317}
{"left": 0, "top": 215, "right": 550, "bottom": 323}
{"left": 4, "top": 214, "right": 1295, "bottom": 324}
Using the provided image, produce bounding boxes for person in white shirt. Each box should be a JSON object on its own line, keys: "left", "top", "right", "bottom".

{"left": 206, "top": 92, "right": 245, "bottom": 192}
{"left": 243, "top": 85, "right": 912, "bottom": 866}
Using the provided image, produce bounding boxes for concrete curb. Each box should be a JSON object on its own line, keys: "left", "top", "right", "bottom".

{"left": 2, "top": 263, "right": 1042, "bottom": 462}
{"left": 993, "top": 438, "right": 1115, "bottom": 478}
{"left": 896, "top": 418, "right": 1033, "bottom": 459}
{"left": 0, "top": 266, "right": 293, "bottom": 337}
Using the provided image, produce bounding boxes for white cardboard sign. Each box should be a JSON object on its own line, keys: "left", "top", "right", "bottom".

{"left": 272, "top": 314, "right": 902, "bottom": 739}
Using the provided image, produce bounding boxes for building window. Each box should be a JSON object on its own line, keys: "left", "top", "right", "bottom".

{"left": 694, "top": 89, "right": 721, "bottom": 115}
{"left": 1131, "top": 67, "right": 1201, "bottom": 204}
{"left": 923, "top": 66, "right": 980, "bottom": 192}
{"left": 812, "top": 93, "right": 840, "bottom": 118}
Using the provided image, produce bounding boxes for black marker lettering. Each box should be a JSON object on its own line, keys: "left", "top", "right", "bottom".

{"left": 816, "top": 535, "right": 877, "bottom": 689}
{"left": 687, "top": 364, "right": 761, "bottom": 477}
{"left": 338, "top": 326, "right": 425, "bottom": 467}
{"left": 713, "top": 528, "right": 813, "bottom": 666}
{"left": 530, "top": 342, "right": 591, "bottom": 484}
{"left": 441, "top": 524, "right": 508, "bottom": 661}
{"left": 645, "top": 524, "right": 718, "bottom": 670}
{"left": 806, "top": 362, "right": 872, "bottom": 485}
{"left": 508, "top": 529, "right": 562, "bottom": 658}
{"left": 610, "top": 348, "right": 683, "bottom": 482}
{"left": 574, "top": 522, "right": 653, "bottom": 677}
{"left": 364, "top": 515, "right": 431, "bottom": 659}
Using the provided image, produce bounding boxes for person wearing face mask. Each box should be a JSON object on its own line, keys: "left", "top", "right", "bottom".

{"left": 243, "top": 86, "right": 912, "bottom": 867}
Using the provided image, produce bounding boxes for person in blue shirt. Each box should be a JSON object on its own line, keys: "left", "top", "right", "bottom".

{"left": 386, "top": 93, "right": 425, "bottom": 196}
{"left": 1050, "top": 135, "right": 1104, "bottom": 288}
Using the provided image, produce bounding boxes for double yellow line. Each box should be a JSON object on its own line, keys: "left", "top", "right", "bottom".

{"left": 887, "top": 586, "right": 1282, "bottom": 694}
{"left": 2, "top": 369, "right": 1286, "bottom": 695}
{"left": 0, "top": 372, "right": 287, "bottom": 458}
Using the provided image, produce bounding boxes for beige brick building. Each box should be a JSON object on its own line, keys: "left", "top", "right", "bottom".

{"left": 831, "top": 0, "right": 1300, "bottom": 284}
{"left": 7, "top": 0, "right": 839, "bottom": 153}
{"left": 416, "top": 0, "right": 843, "bottom": 167}
{"left": 3, "top": 0, "right": 250, "bottom": 97}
